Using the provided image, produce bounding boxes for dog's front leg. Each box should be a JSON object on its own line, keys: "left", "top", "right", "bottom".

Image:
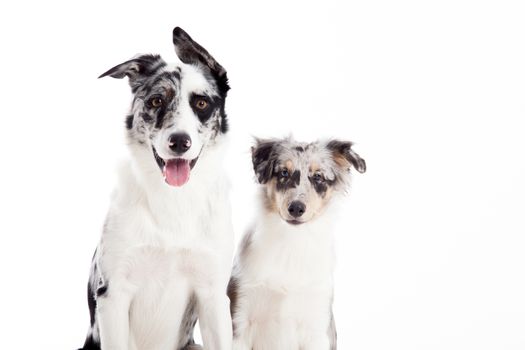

{"left": 197, "top": 289, "right": 233, "bottom": 350}
{"left": 97, "top": 285, "right": 133, "bottom": 350}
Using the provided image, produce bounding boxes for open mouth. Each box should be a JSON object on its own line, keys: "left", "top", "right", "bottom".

{"left": 152, "top": 147, "right": 199, "bottom": 187}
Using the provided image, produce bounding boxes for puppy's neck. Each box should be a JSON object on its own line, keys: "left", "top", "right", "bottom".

{"left": 255, "top": 202, "right": 339, "bottom": 253}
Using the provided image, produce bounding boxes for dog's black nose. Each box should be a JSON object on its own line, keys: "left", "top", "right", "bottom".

{"left": 168, "top": 133, "right": 192, "bottom": 154}
{"left": 288, "top": 201, "right": 306, "bottom": 218}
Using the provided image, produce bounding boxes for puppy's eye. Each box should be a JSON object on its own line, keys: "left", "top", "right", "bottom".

{"left": 313, "top": 173, "right": 324, "bottom": 183}
{"left": 280, "top": 169, "right": 289, "bottom": 178}
{"left": 149, "top": 97, "right": 163, "bottom": 108}
{"left": 195, "top": 99, "right": 208, "bottom": 110}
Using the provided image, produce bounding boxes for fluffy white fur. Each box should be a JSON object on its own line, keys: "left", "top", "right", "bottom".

{"left": 96, "top": 138, "right": 233, "bottom": 350}
{"left": 231, "top": 202, "right": 340, "bottom": 350}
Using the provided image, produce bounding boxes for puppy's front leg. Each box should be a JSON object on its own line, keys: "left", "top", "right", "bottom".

{"left": 97, "top": 286, "right": 133, "bottom": 350}
{"left": 197, "top": 290, "right": 232, "bottom": 350}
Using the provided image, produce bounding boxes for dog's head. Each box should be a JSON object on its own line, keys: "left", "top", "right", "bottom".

{"left": 99, "top": 27, "right": 229, "bottom": 187}
{"left": 252, "top": 137, "right": 366, "bottom": 225}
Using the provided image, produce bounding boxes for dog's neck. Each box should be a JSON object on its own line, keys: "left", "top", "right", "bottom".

{"left": 259, "top": 211, "right": 336, "bottom": 239}
{"left": 253, "top": 200, "right": 340, "bottom": 260}
{"left": 243, "top": 205, "right": 339, "bottom": 289}
{"left": 111, "top": 137, "right": 230, "bottom": 228}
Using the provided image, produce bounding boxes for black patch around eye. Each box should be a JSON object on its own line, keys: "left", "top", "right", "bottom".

{"left": 190, "top": 94, "right": 219, "bottom": 123}
{"left": 309, "top": 175, "right": 333, "bottom": 197}
{"left": 276, "top": 169, "right": 300, "bottom": 191}
{"left": 310, "top": 179, "right": 328, "bottom": 196}
{"left": 142, "top": 94, "right": 169, "bottom": 129}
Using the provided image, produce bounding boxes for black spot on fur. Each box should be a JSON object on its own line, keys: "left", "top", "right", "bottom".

{"left": 227, "top": 277, "right": 240, "bottom": 336}
{"left": 125, "top": 114, "right": 133, "bottom": 130}
{"left": 220, "top": 104, "right": 229, "bottom": 133}
{"left": 87, "top": 281, "right": 96, "bottom": 327}
{"left": 295, "top": 146, "right": 304, "bottom": 152}
{"left": 141, "top": 112, "right": 153, "bottom": 123}
{"left": 276, "top": 169, "right": 300, "bottom": 191}
{"left": 171, "top": 70, "right": 181, "bottom": 81}
{"left": 96, "top": 283, "right": 108, "bottom": 297}
{"left": 154, "top": 103, "right": 169, "bottom": 129}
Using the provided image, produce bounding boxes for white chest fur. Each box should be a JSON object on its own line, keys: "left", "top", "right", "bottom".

{"left": 96, "top": 144, "right": 234, "bottom": 350}
{"left": 232, "top": 213, "right": 336, "bottom": 350}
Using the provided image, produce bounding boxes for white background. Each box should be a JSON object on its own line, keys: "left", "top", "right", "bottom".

{"left": 0, "top": 0, "right": 524, "bottom": 349}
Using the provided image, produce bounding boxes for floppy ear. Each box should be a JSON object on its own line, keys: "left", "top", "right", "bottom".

{"left": 327, "top": 140, "right": 366, "bottom": 173}
{"left": 98, "top": 54, "right": 166, "bottom": 83}
{"left": 172, "top": 27, "right": 229, "bottom": 93}
{"left": 252, "top": 138, "right": 278, "bottom": 184}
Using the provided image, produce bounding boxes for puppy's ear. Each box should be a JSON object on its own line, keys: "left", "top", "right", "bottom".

{"left": 252, "top": 138, "right": 278, "bottom": 184}
{"left": 173, "top": 27, "right": 229, "bottom": 94}
{"left": 327, "top": 140, "right": 366, "bottom": 173}
{"left": 98, "top": 54, "right": 166, "bottom": 83}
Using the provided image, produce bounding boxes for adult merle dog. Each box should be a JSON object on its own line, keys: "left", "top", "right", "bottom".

{"left": 79, "top": 27, "right": 233, "bottom": 350}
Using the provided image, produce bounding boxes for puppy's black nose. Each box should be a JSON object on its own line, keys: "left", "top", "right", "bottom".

{"left": 168, "top": 133, "right": 192, "bottom": 154}
{"left": 288, "top": 201, "right": 306, "bottom": 218}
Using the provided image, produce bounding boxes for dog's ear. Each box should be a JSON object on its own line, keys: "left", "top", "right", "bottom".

{"left": 98, "top": 54, "right": 166, "bottom": 83}
{"left": 327, "top": 140, "right": 366, "bottom": 173}
{"left": 252, "top": 138, "right": 278, "bottom": 184}
{"left": 172, "top": 27, "right": 229, "bottom": 91}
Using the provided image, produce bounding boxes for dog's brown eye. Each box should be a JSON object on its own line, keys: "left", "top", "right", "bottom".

{"left": 280, "top": 169, "right": 289, "bottom": 178}
{"left": 195, "top": 99, "right": 208, "bottom": 110}
{"left": 150, "top": 97, "right": 163, "bottom": 108}
{"left": 313, "top": 173, "right": 323, "bottom": 182}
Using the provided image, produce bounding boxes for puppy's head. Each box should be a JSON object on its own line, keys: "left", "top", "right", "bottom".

{"left": 99, "top": 27, "right": 229, "bottom": 187}
{"left": 252, "top": 137, "right": 366, "bottom": 225}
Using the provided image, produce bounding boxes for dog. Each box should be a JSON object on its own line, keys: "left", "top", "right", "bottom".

{"left": 228, "top": 137, "right": 366, "bottom": 350}
{"left": 79, "top": 27, "right": 233, "bottom": 350}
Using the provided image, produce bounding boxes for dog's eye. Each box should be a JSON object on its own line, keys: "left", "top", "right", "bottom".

{"left": 313, "top": 172, "right": 324, "bottom": 183}
{"left": 149, "top": 97, "right": 163, "bottom": 108}
{"left": 280, "top": 169, "right": 289, "bottom": 178}
{"left": 195, "top": 99, "right": 208, "bottom": 110}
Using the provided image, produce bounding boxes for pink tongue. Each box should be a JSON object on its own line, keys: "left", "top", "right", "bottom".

{"left": 164, "top": 159, "right": 191, "bottom": 187}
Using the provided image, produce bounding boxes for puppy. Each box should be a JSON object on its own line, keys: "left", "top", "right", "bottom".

{"left": 228, "top": 137, "right": 366, "bottom": 350}
{"left": 79, "top": 27, "right": 233, "bottom": 350}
